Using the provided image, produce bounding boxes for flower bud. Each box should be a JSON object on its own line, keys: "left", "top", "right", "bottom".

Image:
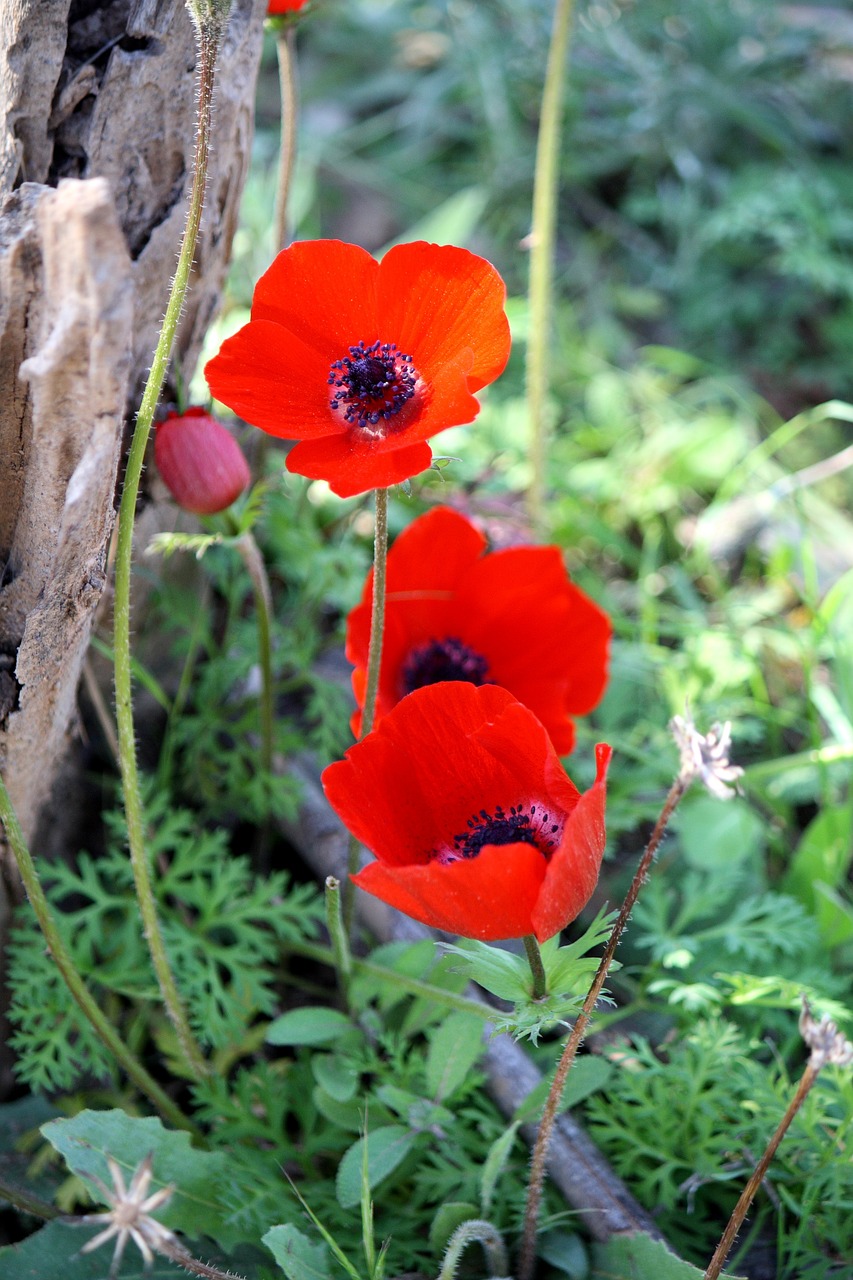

{"left": 155, "top": 407, "right": 250, "bottom": 515}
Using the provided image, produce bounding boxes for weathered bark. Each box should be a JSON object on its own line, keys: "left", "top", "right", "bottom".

{"left": 0, "top": 0, "right": 267, "bottom": 860}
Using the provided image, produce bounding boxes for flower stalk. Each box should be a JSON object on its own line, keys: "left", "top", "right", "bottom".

{"left": 438, "top": 1219, "right": 509, "bottom": 1280}
{"left": 234, "top": 531, "right": 275, "bottom": 782}
{"left": 703, "top": 1001, "right": 853, "bottom": 1280}
{"left": 526, "top": 0, "right": 577, "bottom": 530}
{"left": 273, "top": 27, "right": 299, "bottom": 251}
{"left": 342, "top": 487, "right": 389, "bottom": 934}
{"left": 0, "top": 777, "right": 197, "bottom": 1135}
{"left": 523, "top": 935, "right": 548, "bottom": 1000}
{"left": 111, "top": 22, "right": 223, "bottom": 1080}
{"left": 324, "top": 875, "right": 352, "bottom": 1005}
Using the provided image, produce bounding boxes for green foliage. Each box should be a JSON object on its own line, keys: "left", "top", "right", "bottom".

{"left": 7, "top": 792, "right": 323, "bottom": 1091}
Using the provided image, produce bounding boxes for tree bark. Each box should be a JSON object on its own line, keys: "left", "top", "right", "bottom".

{"left": 0, "top": 0, "right": 267, "bottom": 864}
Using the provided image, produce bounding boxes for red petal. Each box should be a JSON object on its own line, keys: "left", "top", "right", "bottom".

{"left": 532, "top": 743, "right": 612, "bottom": 942}
{"left": 285, "top": 436, "right": 434, "bottom": 498}
{"left": 205, "top": 320, "right": 338, "bottom": 441}
{"left": 353, "top": 841, "right": 546, "bottom": 940}
{"left": 378, "top": 243, "right": 511, "bottom": 393}
{"left": 251, "top": 241, "right": 379, "bottom": 360}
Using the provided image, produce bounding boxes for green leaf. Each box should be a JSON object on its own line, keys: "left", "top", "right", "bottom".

{"left": 677, "top": 795, "right": 765, "bottom": 870}
{"left": 426, "top": 1012, "right": 484, "bottom": 1102}
{"left": 263, "top": 1223, "right": 332, "bottom": 1280}
{"left": 0, "top": 1220, "right": 187, "bottom": 1278}
{"left": 311, "top": 1053, "right": 359, "bottom": 1101}
{"left": 335, "top": 1126, "right": 418, "bottom": 1210}
{"left": 539, "top": 1230, "right": 589, "bottom": 1278}
{"left": 266, "top": 1007, "right": 354, "bottom": 1046}
{"left": 480, "top": 1121, "right": 520, "bottom": 1214}
{"left": 428, "top": 1202, "right": 479, "bottom": 1254}
{"left": 514, "top": 1055, "right": 615, "bottom": 1123}
{"left": 591, "top": 1231, "right": 745, "bottom": 1278}
{"left": 41, "top": 1110, "right": 235, "bottom": 1248}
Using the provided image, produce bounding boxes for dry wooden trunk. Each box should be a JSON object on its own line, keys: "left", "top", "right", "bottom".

{"left": 0, "top": 0, "right": 267, "bottom": 875}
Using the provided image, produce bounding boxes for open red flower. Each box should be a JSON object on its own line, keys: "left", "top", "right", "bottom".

{"left": 346, "top": 506, "right": 611, "bottom": 752}
{"left": 204, "top": 240, "right": 510, "bottom": 499}
{"left": 323, "top": 682, "right": 611, "bottom": 942}
{"left": 154, "top": 407, "right": 250, "bottom": 515}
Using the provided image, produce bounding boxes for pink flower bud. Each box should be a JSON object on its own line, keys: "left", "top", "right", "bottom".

{"left": 154, "top": 407, "right": 250, "bottom": 515}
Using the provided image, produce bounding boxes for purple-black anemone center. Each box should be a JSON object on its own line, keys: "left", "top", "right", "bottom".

{"left": 328, "top": 340, "right": 418, "bottom": 435}
{"left": 401, "top": 636, "right": 491, "bottom": 694}
{"left": 436, "top": 803, "right": 563, "bottom": 865}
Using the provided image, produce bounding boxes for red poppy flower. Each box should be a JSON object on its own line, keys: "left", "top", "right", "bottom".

{"left": 322, "top": 682, "right": 611, "bottom": 942}
{"left": 346, "top": 506, "right": 611, "bottom": 753}
{"left": 204, "top": 241, "right": 510, "bottom": 499}
{"left": 267, "top": 0, "right": 306, "bottom": 11}
{"left": 154, "top": 407, "right": 250, "bottom": 515}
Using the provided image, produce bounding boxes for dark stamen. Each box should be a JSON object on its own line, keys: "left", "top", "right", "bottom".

{"left": 328, "top": 340, "right": 418, "bottom": 435}
{"left": 401, "top": 636, "right": 491, "bottom": 695}
{"left": 435, "top": 802, "right": 564, "bottom": 865}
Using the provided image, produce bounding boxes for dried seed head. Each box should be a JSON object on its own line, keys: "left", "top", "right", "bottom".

{"left": 800, "top": 996, "right": 853, "bottom": 1071}
{"left": 670, "top": 712, "right": 743, "bottom": 800}
{"left": 79, "top": 1153, "right": 185, "bottom": 1277}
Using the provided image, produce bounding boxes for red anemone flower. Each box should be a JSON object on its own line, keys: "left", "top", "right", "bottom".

{"left": 322, "top": 682, "right": 611, "bottom": 942}
{"left": 154, "top": 407, "right": 250, "bottom": 515}
{"left": 267, "top": 0, "right": 306, "bottom": 11}
{"left": 346, "top": 506, "right": 611, "bottom": 753}
{"left": 204, "top": 240, "right": 510, "bottom": 499}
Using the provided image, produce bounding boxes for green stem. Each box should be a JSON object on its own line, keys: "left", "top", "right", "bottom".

{"left": 0, "top": 777, "right": 197, "bottom": 1134}
{"left": 517, "top": 773, "right": 689, "bottom": 1280}
{"left": 235, "top": 532, "right": 275, "bottom": 780}
{"left": 342, "top": 488, "right": 389, "bottom": 934}
{"left": 0, "top": 1173, "right": 59, "bottom": 1221}
{"left": 324, "top": 876, "right": 352, "bottom": 1007}
{"left": 438, "top": 1220, "right": 508, "bottom": 1280}
{"left": 526, "top": 0, "right": 576, "bottom": 531}
{"left": 522, "top": 935, "right": 548, "bottom": 1000}
{"left": 112, "top": 25, "right": 222, "bottom": 1080}
{"left": 273, "top": 27, "right": 299, "bottom": 251}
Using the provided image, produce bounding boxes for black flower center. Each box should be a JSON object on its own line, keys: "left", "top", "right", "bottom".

{"left": 401, "top": 637, "right": 491, "bottom": 695}
{"left": 328, "top": 340, "right": 419, "bottom": 435}
{"left": 436, "top": 803, "right": 563, "bottom": 865}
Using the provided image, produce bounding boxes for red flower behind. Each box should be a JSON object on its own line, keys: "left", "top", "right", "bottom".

{"left": 204, "top": 240, "right": 510, "bottom": 498}
{"left": 154, "top": 407, "right": 250, "bottom": 515}
{"left": 346, "top": 506, "right": 611, "bottom": 753}
{"left": 267, "top": 0, "right": 307, "bottom": 12}
{"left": 322, "top": 682, "right": 611, "bottom": 942}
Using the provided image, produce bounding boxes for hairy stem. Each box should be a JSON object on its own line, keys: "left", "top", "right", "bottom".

{"left": 526, "top": 0, "right": 576, "bottom": 531}
{"left": 273, "top": 27, "right": 299, "bottom": 251}
{"left": 324, "top": 875, "right": 352, "bottom": 1007}
{"left": 235, "top": 531, "right": 275, "bottom": 782}
{"left": 0, "top": 777, "right": 197, "bottom": 1134}
{"left": 111, "top": 26, "right": 223, "bottom": 1080}
{"left": 342, "top": 487, "right": 389, "bottom": 933}
{"left": 523, "top": 935, "right": 548, "bottom": 1001}
{"left": 518, "top": 774, "right": 689, "bottom": 1280}
{"left": 703, "top": 1062, "right": 820, "bottom": 1280}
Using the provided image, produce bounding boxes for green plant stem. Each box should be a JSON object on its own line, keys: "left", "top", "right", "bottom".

{"left": 273, "top": 27, "right": 298, "bottom": 251}
{"left": 518, "top": 773, "right": 689, "bottom": 1280}
{"left": 235, "top": 532, "right": 275, "bottom": 781}
{"left": 324, "top": 875, "right": 352, "bottom": 1006}
{"left": 112, "top": 26, "right": 223, "bottom": 1081}
{"left": 0, "top": 777, "right": 197, "bottom": 1134}
{"left": 703, "top": 1061, "right": 821, "bottom": 1280}
{"left": 0, "top": 1172, "right": 59, "bottom": 1220}
{"left": 439, "top": 1220, "right": 509, "bottom": 1280}
{"left": 286, "top": 938, "right": 492, "bottom": 1020}
{"left": 526, "top": 0, "right": 576, "bottom": 531}
{"left": 522, "top": 935, "right": 548, "bottom": 1000}
{"left": 342, "top": 488, "right": 389, "bottom": 934}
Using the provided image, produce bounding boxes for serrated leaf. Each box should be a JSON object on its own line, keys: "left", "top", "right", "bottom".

{"left": 591, "top": 1231, "right": 745, "bottom": 1278}
{"left": 41, "top": 1110, "right": 235, "bottom": 1249}
{"left": 266, "top": 1007, "right": 354, "bottom": 1046}
{"left": 480, "top": 1120, "right": 520, "bottom": 1214}
{"left": 263, "top": 1223, "right": 331, "bottom": 1280}
{"left": 0, "top": 1220, "right": 187, "bottom": 1279}
{"left": 426, "top": 1012, "right": 484, "bottom": 1101}
{"left": 335, "top": 1126, "right": 418, "bottom": 1209}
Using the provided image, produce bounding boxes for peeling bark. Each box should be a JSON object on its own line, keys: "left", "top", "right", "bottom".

{"left": 0, "top": 0, "right": 267, "bottom": 860}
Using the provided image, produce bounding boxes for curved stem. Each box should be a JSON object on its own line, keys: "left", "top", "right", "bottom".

{"left": 112, "top": 28, "right": 222, "bottom": 1080}
{"left": 273, "top": 28, "right": 299, "bottom": 252}
{"left": 526, "top": 0, "right": 576, "bottom": 531}
{"left": 0, "top": 777, "right": 197, "bottom": 1134}
{"left": 235, "top": 532, "right": 275, "bottom": 781}
{"left": 517, "top": 774, "right": 689, "bottom": 1280}
{"left": 523, "top": 935, "right": 548, "bottom": 1000}
{"left": 342, "top": 487, "right": 389, "bottom": 934}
